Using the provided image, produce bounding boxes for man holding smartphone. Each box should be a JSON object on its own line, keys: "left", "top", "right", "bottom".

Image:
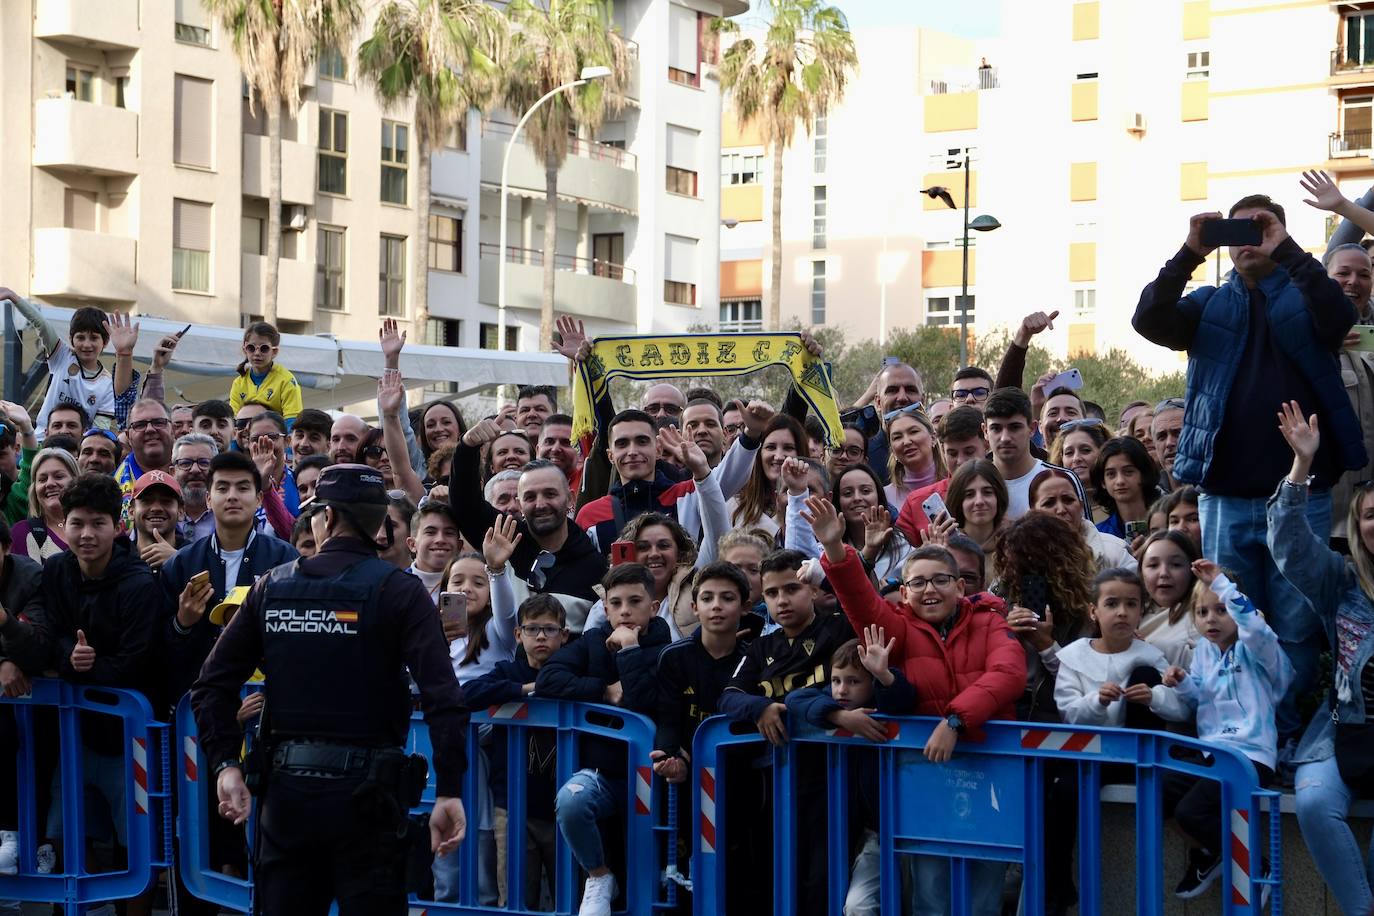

{"left": 1134, "top": 195, "right": 1367, "bottom": 754}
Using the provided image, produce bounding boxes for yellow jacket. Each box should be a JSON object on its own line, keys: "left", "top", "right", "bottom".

{"left": 229, "top": 363, "right": 302, "bottom": 420}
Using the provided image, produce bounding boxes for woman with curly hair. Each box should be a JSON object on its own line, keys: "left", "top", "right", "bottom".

{"left": 728, "top": 413, "right": 809, "bottom": 538}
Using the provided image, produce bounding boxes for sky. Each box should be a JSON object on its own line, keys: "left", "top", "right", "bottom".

{"left": 835, "top": 0, "right": 1003, "bottom": 37}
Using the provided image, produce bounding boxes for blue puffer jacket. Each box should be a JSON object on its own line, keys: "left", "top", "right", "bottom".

{"left": 1136, "top": 248, "right": 1366, "bottom": 485}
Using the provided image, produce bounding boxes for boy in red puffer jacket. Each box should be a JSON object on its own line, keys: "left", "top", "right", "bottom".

{"left": 803, "top": 494, "right": 1026, "bottom": 916}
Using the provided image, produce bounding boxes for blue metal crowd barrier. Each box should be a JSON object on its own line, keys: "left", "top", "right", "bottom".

{"left": 176, "top": 695, "right": 674, "bottom": 915}
{"left": 0, "top": 678, "right": 172, "bottom": 915}
{"left": 690, "top": 714, "right": 1283, "bottom": 916}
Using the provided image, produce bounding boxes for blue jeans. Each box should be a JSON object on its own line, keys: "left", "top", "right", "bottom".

{"left": 1295, "top": 755, "right": 1374, "bottom": 916}
{"left": 432, "top": 743, "right": 498, "bottom": 905}
{"left": 554, "top": 769, "right": 624, "bottom": 873}
{"left": 1199, "top": 488, "right": 1330, "bottom": 740}
{"left": 908, "top": 855, "right": 1006, "bottom": 916}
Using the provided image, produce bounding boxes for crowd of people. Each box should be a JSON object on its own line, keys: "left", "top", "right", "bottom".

{"left": 1, "top": 170, "right": 1374, "bottom": 916}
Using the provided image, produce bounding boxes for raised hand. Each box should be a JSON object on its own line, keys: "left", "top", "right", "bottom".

{"left": 1013, "top": 310, "right": 1060, "bottom": 348}
{"left": 1253, "top": 210, "right": 1291, "bottom": 258}
{"left": 924, "top": 511, "right": 958, "bottom": 548}
{"left": 462, "top": 417, "right": 503, "bottom": 448}
{"left": 482, "top": 513, "right": 523, "bottom": 569}
{"left": 0, "top": 401, "right": 34, "bottom": 436}
{"left": 657, "top": 424, "right": 710, "bottom": 480}
{"left": 799, "top": 328, "right": 824, "bottom": 358}
{"left": 800, "top": 494, "right": 846, "bottom": 554}
{"left": 552, "top": 316, "right": 589, "bottom": 362}
{"left": 496, "top": 403, "right": 518, "bottom": 431}
{"left": 250, "top": 434, "right": 284, "bottom": 487}
{"left": 861, "top": 505, "right": 892, "bottom": 552}
{"left": 1277, "top": 399, "right": 1319, "bottom": 467}
{"left": 379, "top": 317, "right": 407, "bottom": 367}
{"left": 151, "top": 332, "right": 181, "bottom": 373}
{"left": 740, "top": 399, "right": 776, "bottom": 441}
{"left": 780, "top": 455, "right": 811, "bottom": 496}
{"left": 377, "top": 369, "right": 405, "bottom": 418}
{"left": 1300, "top": 169, "right": 1346, "bottom": 212}
{"left": 1190, "top": 558, "right": 1220, "bottom": 586}
{"left": 70, "top": 629, "right": 95, "bottom": 673}
{"left": 105, "top": 312, "right": 139, "bottom": 356}
{"left": 1184, "top": 211, "right": 1224, "bottom": 258}
{"left": 859, "top": 624, "right": 895, "bottom": 680}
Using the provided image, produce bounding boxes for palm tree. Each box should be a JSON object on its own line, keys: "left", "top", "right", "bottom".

{"left": 503, "top": 0, "right": 631, "bottom": 351}
{"left": 716, "top": 0, "right": 857, "bottom": 331}
{"left": 207, "top": 0, "right": 364, "bottom": 325}
{"left": 358, "top": 0, "right": 503, "bottom": 332}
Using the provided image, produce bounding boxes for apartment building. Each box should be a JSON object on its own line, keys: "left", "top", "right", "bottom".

{"left": 0, "top": 0, "right": 744, "bottom": 366}
{"left": 722, "top": 0, "right": 1371, "bottom": 372}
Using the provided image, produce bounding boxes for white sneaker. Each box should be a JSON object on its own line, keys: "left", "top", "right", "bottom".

{"left": 577, "top": 872, "right": 618, "bottom": 916}
{"left": 34, "top": 843, "right": 55, "bottom": 874}
{"left": 0, "top": 832, "right": 15, "bottom": 875}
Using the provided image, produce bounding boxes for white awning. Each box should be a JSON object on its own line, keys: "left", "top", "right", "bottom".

{"left": 14, "top": 304, "right": 567, "bottom": 409}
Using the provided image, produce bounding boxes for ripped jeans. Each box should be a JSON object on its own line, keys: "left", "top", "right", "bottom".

{"left": 554, "top": 769, "right": 624, "bottom": 873}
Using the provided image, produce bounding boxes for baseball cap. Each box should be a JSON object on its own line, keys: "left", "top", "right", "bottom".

{"left": 209, "top": 585, "right": 251, "bottom": 626}
{"left": 132, "top": 469, "right": 183, "bottom": 502}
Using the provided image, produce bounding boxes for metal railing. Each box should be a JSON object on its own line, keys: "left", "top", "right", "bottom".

{"left": 926, "top": 66, "right": 1000, "bottom": 94}
{"left": 481, "top": 118, "right": 637, "bottom": 170}
{"left": 478, "top": 242, "right": 636, "bottom": 284}
{"left": 1332, "top": 45, "right": 1374, "bottom": 76}
{"left": 1331, "top": 128, "right": 1373, "bottom": 158}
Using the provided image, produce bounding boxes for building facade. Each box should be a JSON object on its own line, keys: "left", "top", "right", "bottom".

{"left": 0, "top": 0, "right": 745, "bottom": 362}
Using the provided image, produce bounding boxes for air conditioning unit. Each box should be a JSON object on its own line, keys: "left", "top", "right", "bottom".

{"left": 284, "top": 204, "right": 308, "bottom": 231}
{"left": 1126, "top": 112, "right": 1147, "bottom": 135}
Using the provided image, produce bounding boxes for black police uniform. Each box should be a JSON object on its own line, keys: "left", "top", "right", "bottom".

{"left": 190, "top": 466, "right": 469, "bottom": 915}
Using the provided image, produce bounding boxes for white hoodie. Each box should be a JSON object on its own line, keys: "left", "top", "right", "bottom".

{"left": 1054, "top": 637, "right": 1191, "bottom": 727}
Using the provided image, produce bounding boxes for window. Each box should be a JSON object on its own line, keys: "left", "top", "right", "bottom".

{"left": 381, "top": 121, "right": 409, "bottom": 205}
{"left": 242, "top": 216, "right": 264, "bottom": 256}
{"left": 318, "top": 109, "right": 348, "bottom": 195}
{"left": 1346, "top": 13, "right": 1374, "bottom": 67}
{"left": 114, "top": 74, "right": 130, "bottom": 109}
{"left": 812, "top": 186, "right": 827, "bottom": 249}
{"left": 593, "top": 233, "right": 625, "bottom": 279}
{"left": 174, "top": 74, "right": 214, "bottom": 169}
{"left": 172, "top": 199, "right": 212, "bottom": 293}
{"left": 721, "top": 152, "right": 761, "bottom": 185}
{"left": 930, "top": 146, "right": 975, "bottom": 171}
{"left": 925, "top": 295, "right": 974, "bottom": 327}
{"left": 1076, "top": 72, "right": 1099, "bottom": 81}
{"left": 445, "top": 120, "right": 467, "bottom": 151}
{"left": 813, "top": 115, "right": 828, "bottom": 173}
{"left": 65, "top": 65, "right": 94, "bottom": 102}
{"left": 1341, "top": 96, "right": 1373, "bottom": 152}
{"left": 425, "top": 320, "right": 461, "bottom": 393}
{"left": 379, "top": 234, "right": 406, "bottom": 316}
{"left": 317, "top": 225, "right": 345, "bottom": 311}
{"left": 175, "top": 0, "right": 211, "bottom": 45}
{"left": 481, "top": 322, "right": 519, "bottom": 350}
{"left": 668, "top": 3, "right": 700, "bottom": 86}
{"left": 719, "top": 299, "right": 762, "bottom": 333}
{"left": 319, "top": 46, "right": 347, "bottom": 82}
{"left": 64, "top": 189, "right": 98, "bottom": 231}
{"left": 811, "top": 261, "right": 826, "bottom": 324}
{"left": 1185, "top": 50, "right": 1210, "bottom": 80}
{"left": 665, "top": 234, "right": 698, "bottom": 305}
{"left": 1074, "top": 288, "right": 1096, "bottom": 318}
{"left": 666, "top": 125, "right": 700, "bottom": 197}
{"left": 428, "top": 214, "right": 462, "bottom": 272}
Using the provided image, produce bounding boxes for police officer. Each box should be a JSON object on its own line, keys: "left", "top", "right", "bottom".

{"left": 190, "top": 464, "right": 469, "bottom": 914}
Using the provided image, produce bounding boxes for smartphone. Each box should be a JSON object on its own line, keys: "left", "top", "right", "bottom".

{"left": 610, "top": 540, "right": 636, "bottom": 566}
{"left": 882, "top": 355, "right": 901, "bottom": 368}
{"left": 177, "top": 323, "right": 191, "bottom": 338}
{"left": 1351, "top": 325, "right": 1374, "bottom": 352}
{"left": 1018, "top": 574, "right": 1051, "bottom": 621}
{"left": 1045, "top": 368, "right": 1084, "bottom": 394}
{"left": 1125, "top": 520, "right": 1150, "bottom": 540}
{"left": 921, "top": 492, "right": 948, "bottom": 523}
{"left": 1201, "top": 218, "right": 1262, "bottom": 248}
{"left": 439, "top": 592, "right": 468, "bottom": 637}
{"left": 189, "top": 570, "right": 211, "bottom": 590}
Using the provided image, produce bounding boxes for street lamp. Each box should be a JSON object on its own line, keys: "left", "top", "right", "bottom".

{"left": 921, "top": 150, "right": 1000, "bottom": 368}
{"left": 497, "top": 65, "right": 612, "bottom": 353}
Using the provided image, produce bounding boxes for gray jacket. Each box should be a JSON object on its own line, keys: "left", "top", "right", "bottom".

{"left": 1267, "top": 479, "right": 1374, "bottom": 763}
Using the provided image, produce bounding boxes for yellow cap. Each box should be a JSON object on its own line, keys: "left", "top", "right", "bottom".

{"left": 209, "top": 585, "right": 252, "bottom": 626}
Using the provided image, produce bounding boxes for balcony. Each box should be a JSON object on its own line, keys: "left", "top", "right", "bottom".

{"left": 477, "top": 243, "right": 636, "bottom": 325}
{"left": 33, "top": 98, "right": 138, "bottom": 176}
{"left": 1331, "top": 128, "right": 1373, "bottom": 159}
{"left": 32, "top": 228, "right": 137, "bottom": 303}
{"left": 35, "top": 0, "right": 139, "bottom": 48}
{"left": 926, "top": 67, "right": 1000, "bottom": 95}
{"left": 1332, "top": 46, "right": 1374, "bottom": 86}
{"left": 480, "top": 120, "right": 638, "bottom": 214}
{"left": 241, "top": 253, "right": 316, "bottom": 323}
{"left": 242, "top": 133, "right": 317, "bottom": 205}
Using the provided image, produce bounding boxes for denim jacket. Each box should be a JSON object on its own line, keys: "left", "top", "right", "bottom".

{"left": 1267, "top": 479, "right": 1374, "bottom": 763}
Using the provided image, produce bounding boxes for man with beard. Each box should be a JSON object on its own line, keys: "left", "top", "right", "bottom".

{"left": 129, "top": 470, "right": 186, "bottom": 572}
{"left": 289, "top": 409, "right": 333, "bottom": 467}
{"left": 172, "top": 434, "right": 218, "bottom": 542}
{"left": 451, "top": 420, "right": 605, "bottom": 608}
{"left": 77, "top": 429, "right": 122, "bottom": 476}
{"left": 535, "top": 414, "right": 581, "bottom": 491}
{"left": 191, "top": 400, "right": 235, "bottom": 454}
{"left": 329, "top": 414, "right": 368, "bottom": 465}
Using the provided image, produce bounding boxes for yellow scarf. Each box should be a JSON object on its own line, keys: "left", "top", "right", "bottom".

{"left": 572, "top": 333, "right": 845, "bottom": 447}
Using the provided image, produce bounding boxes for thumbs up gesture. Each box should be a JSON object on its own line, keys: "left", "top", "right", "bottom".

{"left": 140, "top": 527, "right": 177, "bottom": 571}
{"left": 70, "top": 629, "right": 96, "bottom": 673}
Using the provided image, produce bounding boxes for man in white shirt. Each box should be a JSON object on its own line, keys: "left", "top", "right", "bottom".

{"left": 985, "top": 387, "right": 1086, "bottom": 519}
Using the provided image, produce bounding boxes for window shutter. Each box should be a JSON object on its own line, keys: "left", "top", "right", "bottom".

{"left": 665, "top": 125, "right": 699, "bottom": 171}
{"left": 668, "top": 4, "right": 698, "bottom": 74}
{"left": 174, "top": 75, "right": 213, "bottom": 168}
{"left": 176, "top": 0, "right": 210, "bottom": 29}
{"left": 665, "top": 234, "right": 697, "bottom": 282}
{"left": 174, "top": 199, "right": 212, "bottom": 252}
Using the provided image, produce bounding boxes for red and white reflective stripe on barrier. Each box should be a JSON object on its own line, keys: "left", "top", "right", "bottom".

{"left": 827, "top": 721, "right": 902, "bottom": 740}
{"left": 408, "top": 908, "right": 431, "bottom": 916}
{"left": 486, "top": 702, "right": 530, "bottom": 720}
{"left": 1230, "top": 808, "right": 1251, "bottom": 907}
{"left": 635, "top": 766, "right": 652, "bottom": 816}
{"left": 700, "top": 766, "right": 717, "bottom": 854}
{"left": 132, "top": 737, "right": 149, "bottom": 815}
{"left": 183, "top": 735, "right": 198, "bottom": 783}
{"left": 1019, "top": 728, "right": 1103, "bottom": 754}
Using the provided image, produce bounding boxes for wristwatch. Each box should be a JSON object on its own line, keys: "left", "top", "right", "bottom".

{"left": 214, "top": 759, "right": 244, "bottom": 776}
{"left": 944, "top": 713, "right": 965, "bottom": 734}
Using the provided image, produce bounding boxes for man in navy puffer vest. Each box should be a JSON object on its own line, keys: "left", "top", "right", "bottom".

{"left": 1134, "top": 194, "right": 1367, "bottom": 750}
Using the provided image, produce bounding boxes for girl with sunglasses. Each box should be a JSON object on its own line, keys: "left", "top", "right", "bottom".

{"left": 229, "top": 321, "right": 302, "bottom": 422}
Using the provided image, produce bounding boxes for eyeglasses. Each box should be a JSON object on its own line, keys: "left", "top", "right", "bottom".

{"left": 834, "top": 445, "right": 866, "bottom": 459}
{"left": 902, "top": 572, "right": 957, "bottom": 590}
{"left": 723, "top": 423, "right": 744, "bottom": 435}
{"left": 253, "top": 432, "right": 285, "bottom": 443}
{"left": 128, "top": 418, "right": 171, "bottom": 432}
{"left": 951, "top": 386, "right": 991, "bottom": 402}
{"left": 1057, "top": 417, "right": 1106, "bottom": 434}
{"left": 882, "top": 403, "right": 927, "bottom": 424}
{"left": 519, "top": 624, "right": 563, "bottom": 638}
{"left": 958, "top": 572, "right": 981, "bottom": 589}
{"left": 643, "top": 402, "right": 683, "bottom": 416}
{"left": 244, "top": 343, "right": 274, "bottom": 355}
{"left": 363, "top": 445, "right": 386, "bottom": 459}
{"left": 82, "top": 428, "right": 119, "bottom": 444}
{"left": 172, "top": 457, "right": 211, "bottom": 471}
{"left": 1154, "top": 397, "right": 1185, "bottom": 413}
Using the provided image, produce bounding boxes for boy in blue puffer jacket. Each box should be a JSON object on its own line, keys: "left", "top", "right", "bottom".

{"left": 1161, "top": 558, "right": 1294, "bottom": 900}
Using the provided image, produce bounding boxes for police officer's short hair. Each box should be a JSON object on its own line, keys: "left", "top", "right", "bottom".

{"left": 691, "top": 561, "right": 750, "bottom": 605}
{"left": 209, "top": 451, "right": 262, "bottom": 493}
{"left": 601, "top": 562, "right": 654, "bottom": 596}
{"left": 518, "top": 593, "right": 566, "bottom": 626}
